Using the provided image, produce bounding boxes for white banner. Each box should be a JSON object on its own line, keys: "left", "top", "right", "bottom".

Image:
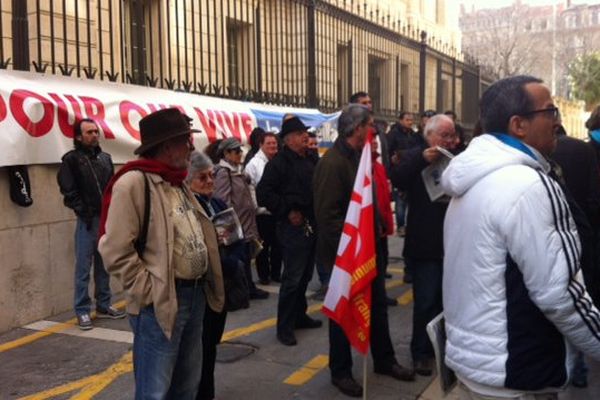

{"left": 0, "top": 70, "right": 339, "bottom": 166}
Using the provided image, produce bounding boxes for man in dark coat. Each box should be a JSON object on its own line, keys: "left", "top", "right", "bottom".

{"left": 390, "top": 114, "right": 458, "bottom": 376}
{"left": 551, "top": 125, "right": 600, "bottom": 388}
{"left": 314, "top": 104, "right": 414, "bottom": 398}
{"left": 57, "top": 118, "right": 124, "bottom": 330}
{"left": 256, "top": 116, "right": 322, "bottom": 346}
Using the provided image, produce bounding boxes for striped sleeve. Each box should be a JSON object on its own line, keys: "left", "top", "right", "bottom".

{"left": 502, "top": 172, "right": 600, "bottom": 361}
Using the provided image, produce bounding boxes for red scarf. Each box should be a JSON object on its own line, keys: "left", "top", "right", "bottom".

{"left": 98, "top": 159, "right": 188, "bottom": 238}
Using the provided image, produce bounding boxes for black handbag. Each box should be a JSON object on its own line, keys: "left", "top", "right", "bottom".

{"left": 223, "top": 259, "right": 250, "bottom": 312}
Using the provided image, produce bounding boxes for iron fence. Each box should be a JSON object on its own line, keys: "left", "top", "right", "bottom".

{"left": 3, "top": 0, "right": 486, "bottom": 124}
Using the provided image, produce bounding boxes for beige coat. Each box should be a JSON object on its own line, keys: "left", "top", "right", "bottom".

{"left": 98, "top": 170, "right": 224, "bottom": 339}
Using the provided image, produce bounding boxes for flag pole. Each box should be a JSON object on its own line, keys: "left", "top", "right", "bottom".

{"left": 362, "top": 352, "right": 368, "bottom": 400}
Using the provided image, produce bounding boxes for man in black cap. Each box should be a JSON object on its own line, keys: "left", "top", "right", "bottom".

{"left": 257, "top": 116, "right": 322, "bottom": 346}
{"left": 98, "top": 108, "right": 225, "bottom": 399}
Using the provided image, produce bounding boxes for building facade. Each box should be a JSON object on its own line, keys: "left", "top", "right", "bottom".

{"left": 460, "top": 0, "right": 600, "bottom": 101}
{"left": 1, "top": 0, "right": 481, "bottom": 124}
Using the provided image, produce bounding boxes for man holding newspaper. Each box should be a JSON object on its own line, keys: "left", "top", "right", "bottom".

{"left": 389, "top": 114, "right": 458, "bottom": 377}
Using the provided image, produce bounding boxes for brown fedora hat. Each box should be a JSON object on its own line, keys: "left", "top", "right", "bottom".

{"left": 134, "top": 108, "right": 200, "bottom": 155}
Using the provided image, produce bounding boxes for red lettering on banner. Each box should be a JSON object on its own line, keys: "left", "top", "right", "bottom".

{"left": 215, "top": 110, "right": 241, "bottom": 140}
{"left": 239, "top": 112, "right": 253, "bottom": 138}
{"left": 48, "top": 93, "right": 83, "bottom": 138}
{"left": 80, "top": 96, "right": 115, "bottom": 139}
{"left": 0, "top": 94, "right": 6, "bottom": 122}
{"left": 120, "top": 101, "right": 148, "bottom": 140}
{"left": 10, "top": 89, "right": 54, "bottom": 137}
{"left": 194, "top": 107, "right": 217, "bottom": 142}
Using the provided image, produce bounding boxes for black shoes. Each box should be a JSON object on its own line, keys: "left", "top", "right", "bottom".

{"left": 96, "top": 306, "right": 126, "bottom": 320}
{"left": 331, "top": 376, "right": 363, "bottom": 398}
{"left": 277, "top": 332, "right": 297, "bottom": 346}
{"left": 258, "top": 278, "right": 270, "bottom": 285}
{"left": 249, "top": 288, "right": 269, "bottom": 300}
{"left": 414, "top": 358, "right": 434, "bottom": 376}
{"left": 374, "top": 363, "right": 415, "bottom": 381}
{"left": 403, "top": 272, "right": 413, "bottom": 284}
{"left": 386, "top": 296, "right": 398, "bottom": 306}
{"left": 295, "top": 316, "right": 323, "bottom": 330}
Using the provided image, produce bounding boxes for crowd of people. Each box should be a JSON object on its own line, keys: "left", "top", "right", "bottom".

{"left": 56, "top": 75, "right": 600, "bottom": 400}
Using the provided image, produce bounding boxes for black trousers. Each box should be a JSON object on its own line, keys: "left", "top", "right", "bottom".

{"left": 256, "top": 214, "right": 282, "bottom": 281}
{"left": 329, "top": 237, "right": 396, "bottom": 378}
{"left": 276, "top": 221, "right": 316, "bottom": 335}
{"left": 196, "top": 306, "right": 227, "bottom": 400}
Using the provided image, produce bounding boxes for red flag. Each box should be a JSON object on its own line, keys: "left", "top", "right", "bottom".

{"left": 322, "top": 136, "right": 377, "bottom": 354}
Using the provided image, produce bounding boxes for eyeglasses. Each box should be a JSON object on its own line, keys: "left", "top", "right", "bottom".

{"left": 520, "top": 106, "right": 560, "bottom": 120}
{"left": 193, "top": 171, "right": 214, "bottom": 182}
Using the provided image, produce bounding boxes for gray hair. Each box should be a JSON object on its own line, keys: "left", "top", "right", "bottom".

{"left": 186, "top": 151, "right": 213, "bottom": 183}
{"left": 337, "top": 104, "right": 371, "bottom": 139}
{"left": 424, "top": 114, "right": 454, "bottom": 137}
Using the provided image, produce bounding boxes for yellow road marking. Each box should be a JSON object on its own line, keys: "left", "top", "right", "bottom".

{"left": 17, "top": 352, "right": 132, "bottom": 400}
{"left": 0, "top": 300, "right": 127, "bottom": 353}
{"left": 221, "top": 302, "right": 323, "bottom": 342}
{"left": 397, "top": 289, "right": 413, "bottom": 306}
{"left": 16, "top": 279, "right": 405, "bottom": 399}
{"left": 283, "top": 355, "right": 329, "bottom": 386}
{"left": 387, "top": 267, "right": 405, "bottom": 274}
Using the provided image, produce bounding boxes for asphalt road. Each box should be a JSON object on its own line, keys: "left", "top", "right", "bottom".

{"left": 1, "top": 236, "right": 598, "bottom": 400}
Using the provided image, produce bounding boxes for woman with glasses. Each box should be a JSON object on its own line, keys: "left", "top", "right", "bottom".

{"left": 214, "top": 138, "right": 269, "bottom": 300}
{"left": 187, "top": 151, "right": 248, "bottom": 400}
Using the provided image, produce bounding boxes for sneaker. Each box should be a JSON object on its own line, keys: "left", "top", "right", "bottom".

{"left": 96, "top": 306, "right": 126, "bottom": 319}
{"left": 77, "top": 313, "right": 93, "bottom": 330}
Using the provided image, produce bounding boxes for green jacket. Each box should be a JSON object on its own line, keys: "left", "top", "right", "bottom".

{"left": 313, "top": 138, "right": 360, "bottom": 269}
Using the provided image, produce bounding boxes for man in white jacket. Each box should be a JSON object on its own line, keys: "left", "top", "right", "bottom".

{"left": 441, "top": 75, "right": 600, "bottom": 399}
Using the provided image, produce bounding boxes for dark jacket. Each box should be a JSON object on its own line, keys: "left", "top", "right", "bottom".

{"left": 390, "top": 144, "right": 448, "bottom": 260}
{"left": 256, "top": 146, "right": 317, "bottom": 223}
{"left": 313, "top": 138, "right": 360, "bottom": 269}
{"left": 553, "top": 135, "right": 600, "bottom": 227}
{"left": 551, "top": 137, "right": 600, "bottom": 307}
{"left": 57, "top": 144, "right": 114, "bottom": 220}
{"left": 387, "top": 124, "right": 425, "bottom": 160}
{"left": 196, "top": 194, "right": 249, "bottom": 311}
{"left": 195, "top": 195, "right": 247, "bottom": 277}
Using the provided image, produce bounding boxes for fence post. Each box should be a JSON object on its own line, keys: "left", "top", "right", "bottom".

{"left": 307, "top": 0, "right": 317, "bottom": 108}
{"left": 418, "top": 30, "right": 427, "bottom": 114}
{"left": 12, "top": 0, "right": 30, "bottom": 70}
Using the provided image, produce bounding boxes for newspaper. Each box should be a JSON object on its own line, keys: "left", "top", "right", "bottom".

{"left": 421, "top": 146, "right": 454, "bottom": 202}
{"left": 212, "top": 207, "right": 244, "bottom": 246}
{"left": 426, "top": 313, "right": 457, "bottom": 396}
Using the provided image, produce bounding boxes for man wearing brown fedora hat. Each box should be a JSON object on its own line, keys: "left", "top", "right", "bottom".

{"left": 98, "top": 107, "right": 225, "bottom": 399}
{"left": 257, "top": 116, "right": 323, "bottom": 346}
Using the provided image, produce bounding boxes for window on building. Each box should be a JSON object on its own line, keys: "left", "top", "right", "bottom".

{"left": 400, "top": 63, "right": 409, "bottom": 112}
{"left": 337, "top": 44, "right": 351, "bottom": 108}
{"left": 123, "top": 0, "right": 149, "bottom": 84}
{"left": 368, "top": 55, "right": 385, "bottom": 113}
{"left": 226, "top": 18, "right": 255, "bottom": 93}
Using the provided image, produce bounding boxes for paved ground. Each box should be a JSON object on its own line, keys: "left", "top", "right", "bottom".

{"left": 0, "top": 236, "right": 599, "bottom": 399}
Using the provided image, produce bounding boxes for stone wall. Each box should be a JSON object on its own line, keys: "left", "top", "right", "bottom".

{"left": 0, "top": 164, "right": 121, "bottom": 333}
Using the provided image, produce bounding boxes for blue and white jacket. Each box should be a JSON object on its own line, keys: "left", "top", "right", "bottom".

{"left": 441, "top": 134, "right": 600, "bottom": 394}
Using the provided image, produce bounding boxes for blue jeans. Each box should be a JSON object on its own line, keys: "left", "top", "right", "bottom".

{"left": 74, "top": 216, "right": 111, "bottom": 316}
{"left": 393, "top": 190, "right": 406, "bottom": 228}
{"left": 129, "top": 283, "right": 206, "bottom": 400}
{"left": 406, "top": 257, "right": 443, "bottom": 361}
